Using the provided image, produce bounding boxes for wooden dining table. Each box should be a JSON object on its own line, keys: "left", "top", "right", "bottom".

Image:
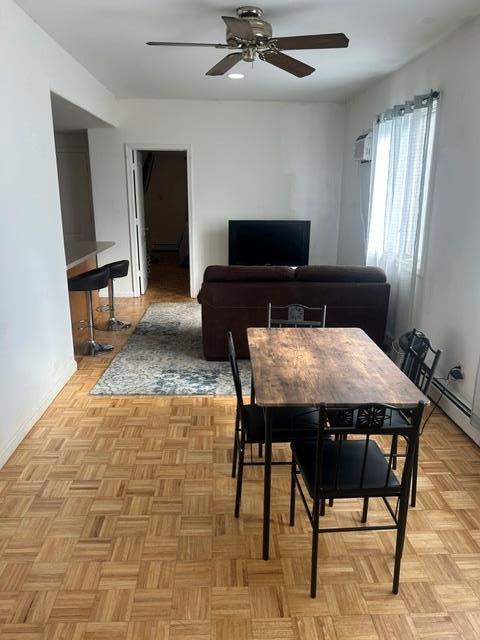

{"left": 247, "top": 326, "right": 429, "bottom": 561}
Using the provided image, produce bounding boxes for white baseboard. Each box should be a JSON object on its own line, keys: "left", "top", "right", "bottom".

{"left": 433, "top": 388, "right": 480, "bottom": 447}
{"left": 0, "top": 360, "right": 78, "bottom": 469}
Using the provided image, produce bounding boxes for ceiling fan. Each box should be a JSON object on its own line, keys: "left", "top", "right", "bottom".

{"left": 146, "top": 5, "right": 349, "bottom": 78}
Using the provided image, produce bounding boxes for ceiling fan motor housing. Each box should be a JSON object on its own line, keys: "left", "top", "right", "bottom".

{"left": 227, "top": 6, "right": 272, "bottom": 48}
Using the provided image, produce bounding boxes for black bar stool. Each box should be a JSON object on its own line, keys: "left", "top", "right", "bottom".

{"left": 101, "top": 260, "right": 131, "bottom": 331}
{"left": 68, "top": 266, "right": 113, "bottom": 356}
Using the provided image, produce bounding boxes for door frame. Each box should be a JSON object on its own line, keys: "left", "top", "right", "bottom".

{"left": 125, "top": 143, "right": 195, "bottom": 298}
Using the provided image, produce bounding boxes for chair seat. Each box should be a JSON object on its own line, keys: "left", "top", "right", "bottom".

{"left": 104, "top": 260, "right": 129, "bottom": 279}
{"left": 292, "top": 438, "right": 400, "bottom": 497}
{"left": 68, "top": 266, "right": 110, "bottom": 292}
{"left": 244, "top": 405, "right": 319, "bottom": 444}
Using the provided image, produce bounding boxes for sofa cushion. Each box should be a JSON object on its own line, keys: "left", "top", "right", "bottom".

{"left": 204, "top": 265, "right": 295, "bottom": 283}
{"left": 295, "top": 265, "right": 387, "bottom": 283}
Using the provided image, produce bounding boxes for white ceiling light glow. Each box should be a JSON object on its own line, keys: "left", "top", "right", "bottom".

{"left": 228, "top": 73, "right": 244, "bottom": 79}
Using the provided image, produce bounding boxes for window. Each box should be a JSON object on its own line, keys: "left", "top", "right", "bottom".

{"left": 366, "top": 92, "right": 438, "bottom": 339}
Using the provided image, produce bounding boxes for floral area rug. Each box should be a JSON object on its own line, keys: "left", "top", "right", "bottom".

{"left": 90, "top": 303, "right": 250, "bottom": 396}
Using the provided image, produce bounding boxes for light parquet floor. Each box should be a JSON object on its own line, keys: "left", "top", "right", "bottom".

{"left": 1, "top": 275, "right": 480, "bottom": 639}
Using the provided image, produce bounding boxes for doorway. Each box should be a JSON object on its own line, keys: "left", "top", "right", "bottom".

{"left": 126, "top": 145, "right": 193, "bottom": 298}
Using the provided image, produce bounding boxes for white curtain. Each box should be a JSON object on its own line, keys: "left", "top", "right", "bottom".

{"left": 367, "top": 93, "right": 438, "bottom": 341}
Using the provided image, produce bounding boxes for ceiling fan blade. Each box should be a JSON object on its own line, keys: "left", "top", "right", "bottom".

{"left": 222, "top": 16, "right": 254, "bottom": 41}
{"left": 206, "top": 52, "right": 243, "bottom": 76}
{"left": 263, "top": 51, "right": 314, "bottom": 77}
{"left": 146, "top": 41, "right": 228, "bottom": 48}
{"left": 272, "top": 33, "right": 349, "bottom": 50}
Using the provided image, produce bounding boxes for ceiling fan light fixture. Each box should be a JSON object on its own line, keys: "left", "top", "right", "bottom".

{"left": 228, "top": 72, "right": 245, "bottom": 79}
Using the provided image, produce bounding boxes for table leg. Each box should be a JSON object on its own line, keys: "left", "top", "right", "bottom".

{"left": 251, "top": 375, "right": 262, "bottom": 456}
{"left": 263, "top": 407, "right": 272, "bottom": 560}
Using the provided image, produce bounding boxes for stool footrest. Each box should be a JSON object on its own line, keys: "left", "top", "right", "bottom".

{"left": 108, "top": 319, "right": 132, "bottom": 331}
{"left": 86, "top": 341, "right": 114, "bottom": 356}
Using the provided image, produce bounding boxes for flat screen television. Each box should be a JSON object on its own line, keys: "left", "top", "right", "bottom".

{"left": 228, "top": 220, "right": 310, "bottom": 266}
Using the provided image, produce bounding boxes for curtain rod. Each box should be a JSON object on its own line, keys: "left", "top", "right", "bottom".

{"left": 377, "top": 90, "right": 440, "bottom": 123}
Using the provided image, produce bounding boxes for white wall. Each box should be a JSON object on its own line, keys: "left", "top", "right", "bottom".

{"left": 337, "top": 16, "right": 480, "bottom": 416}
{"left": 89, "top": 99, "right": 345, "bottom": 296}
{"left": 55, "top": 132, "right": 96, "bottom": 242}
{"left": 0, "top": 0, "right": 118, "bottom": 465}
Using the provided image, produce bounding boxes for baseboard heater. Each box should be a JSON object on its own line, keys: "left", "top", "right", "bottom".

{"left": 431, "top": 377, "right": 471, "bottom": 418}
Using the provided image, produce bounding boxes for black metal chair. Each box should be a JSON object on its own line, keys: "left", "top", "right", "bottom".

{"left": 267, "top": 303, "right": 327, "bottom": 328}
{"left": 290, "top": 401, "right": 426, "bottom": 597}
{"left": 391, "top": 329, "right": 442, "bottom": 506}
{"left": 227, "top": 331, "right": 319, "bottom": 518}
{"left": 400, "top": 329, "right": 441, "bottom": 393}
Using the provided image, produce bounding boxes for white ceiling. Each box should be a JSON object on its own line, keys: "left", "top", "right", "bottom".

{"left": 17, "top": 0, "right": 480, "bottom": 102}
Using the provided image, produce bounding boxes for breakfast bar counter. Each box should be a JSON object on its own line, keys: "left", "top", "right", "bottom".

{"left": 65, "top": 240, "right": 115, "bottom": 270}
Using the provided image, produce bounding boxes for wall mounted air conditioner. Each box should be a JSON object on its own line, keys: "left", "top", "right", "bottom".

{"left": 354, "top": 131, "right": 373, "bottom": 162}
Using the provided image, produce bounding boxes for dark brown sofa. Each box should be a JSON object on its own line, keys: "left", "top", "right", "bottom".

{"left": 197, "top": 265, "right": 390, "bottom": 360}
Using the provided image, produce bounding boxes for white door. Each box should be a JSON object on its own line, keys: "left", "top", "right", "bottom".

{"left": 132, "top": 150, "right": 148, "bottom": 294}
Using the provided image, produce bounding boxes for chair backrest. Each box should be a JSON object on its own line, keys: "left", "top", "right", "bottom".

{"left": 401, "top": 329, "right": 442, "bottom": 395}
{"left": 227, "top": 331, "right": 246, "bottom": 418}
{"left": 267, "top": 303, "right": 327, "bottom": 328}
{"left": 314, "top": 402, "right": 426, "bottom": 497}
